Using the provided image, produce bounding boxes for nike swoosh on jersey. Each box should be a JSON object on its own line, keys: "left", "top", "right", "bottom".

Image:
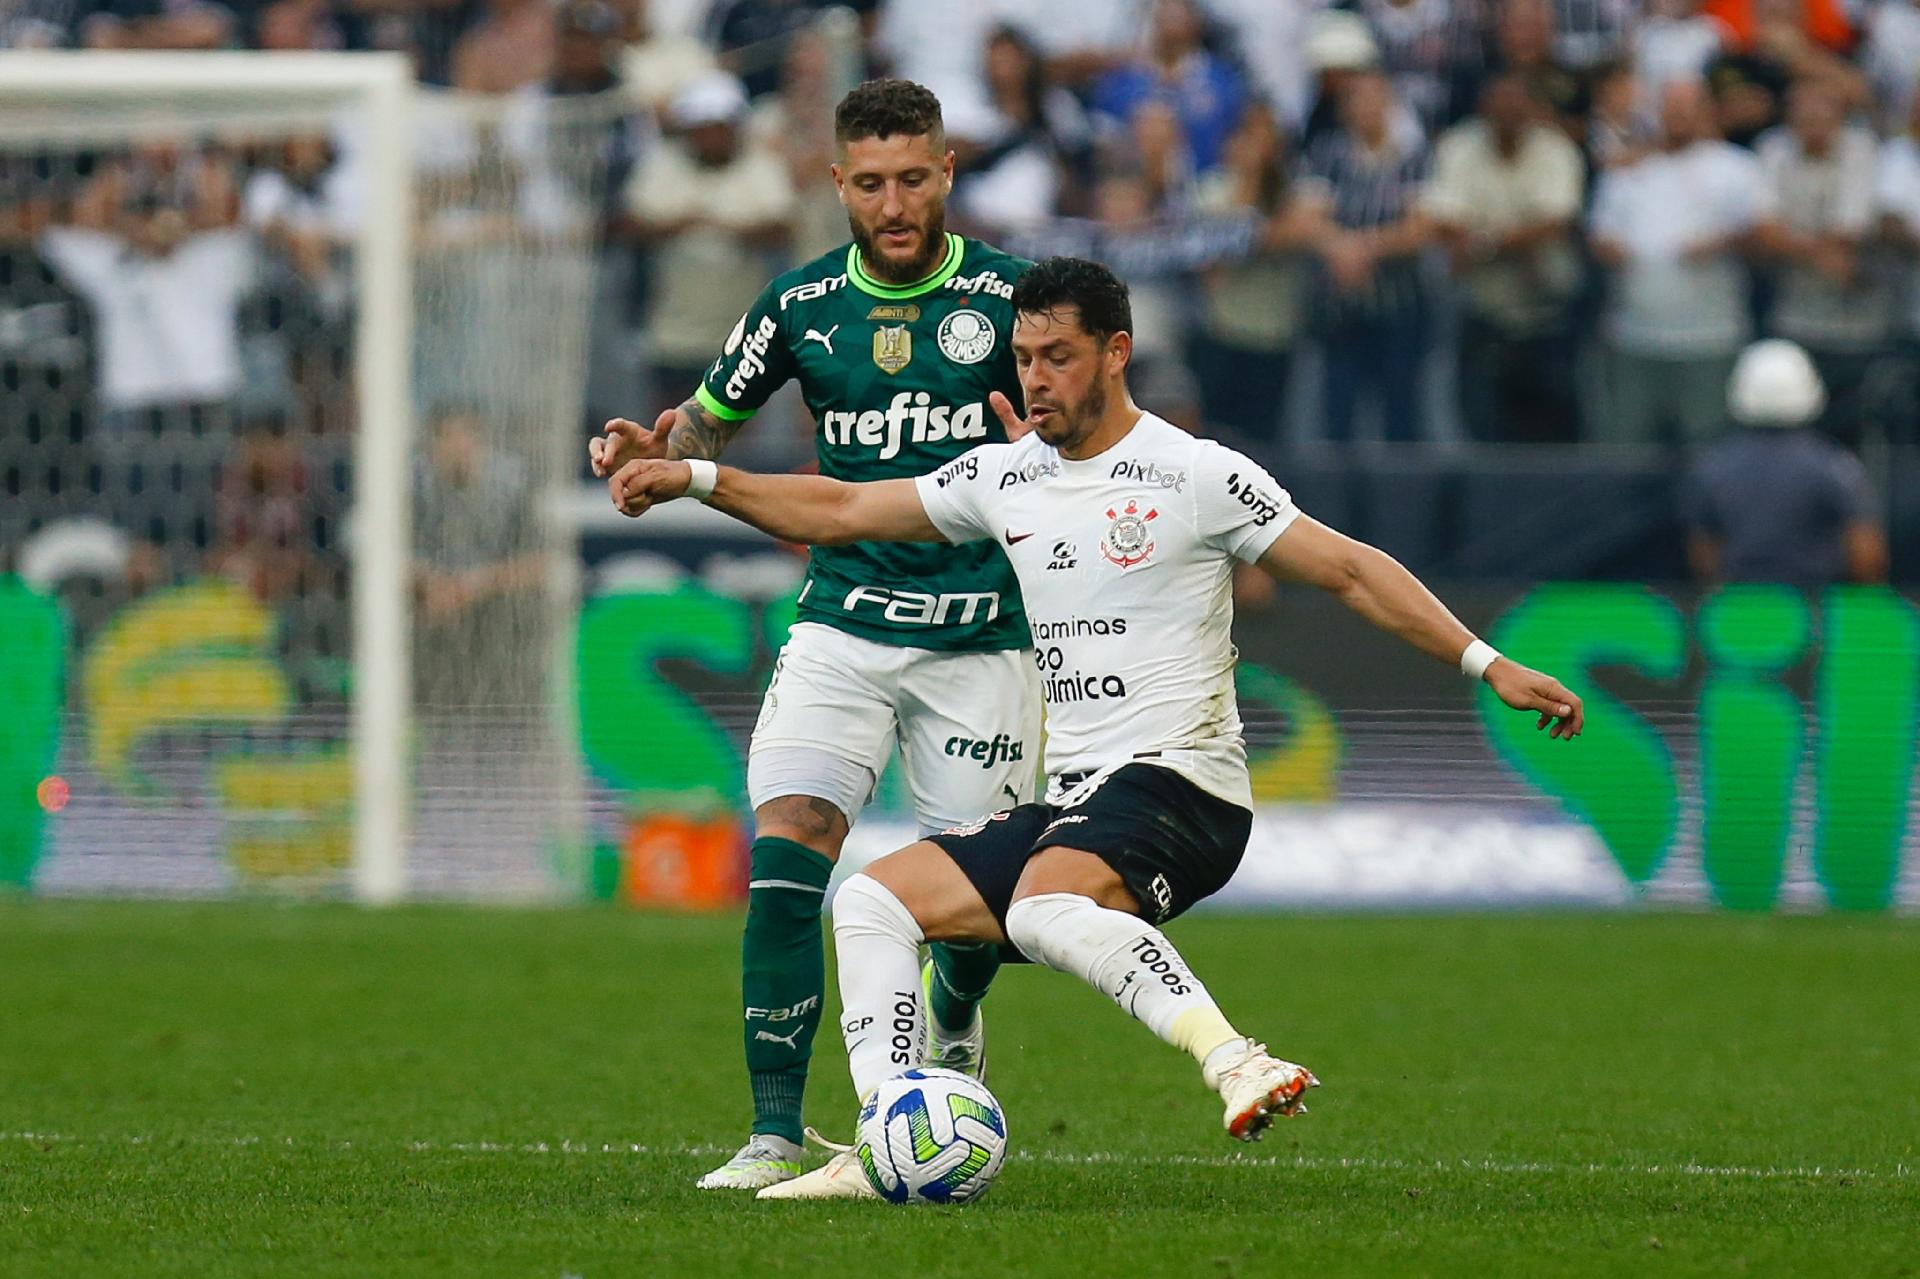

{"left": 1004, "top": 530, "right": 1034, "bottom": 545}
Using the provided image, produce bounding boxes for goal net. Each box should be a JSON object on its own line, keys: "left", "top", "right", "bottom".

{"left": 0, "top": 53, "right": 620, "bottom": 900}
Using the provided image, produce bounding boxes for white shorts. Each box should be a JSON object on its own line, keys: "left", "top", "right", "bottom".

{"left": 747, "top": 622, "right": 1042, "bottom": 834}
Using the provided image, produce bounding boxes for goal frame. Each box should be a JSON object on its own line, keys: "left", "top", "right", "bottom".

{"left": 0, "top": 51, "right": 414, "bottom": 903}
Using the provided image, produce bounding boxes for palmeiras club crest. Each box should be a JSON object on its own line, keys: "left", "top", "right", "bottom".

{"left": 1101, "top": 499, "right": 1158, "bottom": 568}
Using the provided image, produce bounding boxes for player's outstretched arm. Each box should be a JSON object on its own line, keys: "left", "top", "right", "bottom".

{"left": 588, "top": 398, "right": 747, "bottom": 478}
{"left": 1259, "top": 515, "right": 1584, "bottom": 739}
{"left": 608, "top": 459, "right": 945, "bottom": 546}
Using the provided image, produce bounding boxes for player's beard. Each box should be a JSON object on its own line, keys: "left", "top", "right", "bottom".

{"left": 1036, "top": 379, "right": 1107, "bottom": 453}
{"left": 848, "top": 198, "right": 947, "bottom": 284}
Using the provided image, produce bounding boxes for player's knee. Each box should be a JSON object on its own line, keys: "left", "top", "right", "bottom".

{"left": 1004, "top": 891, "right": 1096, "bottom": 962}
{"left": 833, "top": 873, "right": 924, "bottom": 943}
{"left": 754, "top": 794, "right": 849, "bottom": 855}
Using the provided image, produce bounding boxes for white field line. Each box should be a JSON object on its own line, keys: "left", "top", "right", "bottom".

{"left": 0, "top": 1131, "right": 1908, "bottom": 1183}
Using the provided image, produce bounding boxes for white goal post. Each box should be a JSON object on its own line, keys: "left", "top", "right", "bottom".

{"left": 0, "top": 52, "right": 414, "bottom": 903}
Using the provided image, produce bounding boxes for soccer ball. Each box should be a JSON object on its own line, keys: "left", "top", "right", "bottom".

{"left": 854, "top": 1067, "right": 1008, "bottom": 1204}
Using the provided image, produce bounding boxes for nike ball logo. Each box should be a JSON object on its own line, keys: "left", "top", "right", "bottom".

{"left": 1004, "top": 530, "right": 1033, "bottom": 545}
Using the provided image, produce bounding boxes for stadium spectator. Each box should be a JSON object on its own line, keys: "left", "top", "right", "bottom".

{"left": 1862, "top": 0, "right": 1920, "bottom": 133}
{"left": 1705, "top": 0, "right": 1866, "bottom": 147}
{"left": 1090, "top": 0, "right": 1247, "bottom": 174}
{"left": 1360, "top": 0, "right": 1468, "bottom": 130}
{"left": 1300, "top": 69, "right": 1436, "bottom": 443}
{"left": 617, "top": 0, "right": 718, "bottom": 113}
{"left": 1589, "top": 78, "right": 1769, "bottom": 443}
{"left": 78, "top": 0, "right": 233, "bottom": 49}
{"left": 1549, "top": 0, "right": 1634, "bottom": 68}
{"left": 208, "top": 411, "right": 319, "bottom": 603}
{"left": 450, "top": 0, "right": 555, "bottom": 93}
{"left": 1585, "top": 58, "right": 1654, "bottom": 168}
{"left": 1001, "top": 0, "right": 1149, "bottom": 88}
{"left": 708, "top": 0, "right": 820, "bottom": 100}
{"left": 1633, "top": 0, "right": 1733, "bottom": 103}
{"left": 1874, "top": 90, "right": 1920, "bottom": 442}
{"left": 748, "top": 24, "right": 847, "bottom": 259}
{"left": 1427, "top": 72, "right": 1584, "bottom": 441}
{"left": 412, "top": 405, "right": 546, "bottom": 711}
{"left": 1452, "top": 0, "right": 1586, "bottom": 135}
{"left": 1300, "top": 9, "right": 1413, "bottom": 149}
{"left": 1188, "top": 102, "right": 1313, "bottom": 449}
{"left": 40, "top": 147, "right": 250, "bottom": 433}
{"left": 1756, "top": 78, "right": 1890, "bottom": 447}
{"left": 950, "top": 25, "right": 1094, "bottom": 231}
{"left": 499, "top": 0, "right": 642, "bottom": 237}
{"left": 1200, "top": 0, "right": 1327, "bottom": 134}
{"left": 872, "top": 0, "right": 1002, "bottom": 126}
{"left": 1683, "top": 338, "right": 1888, "bottom": 584}
{"left": 623, "top": 70, "right": 793, "bottom": 406}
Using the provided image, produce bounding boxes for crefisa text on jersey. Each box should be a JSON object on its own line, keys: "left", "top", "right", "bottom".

{"left": 820, "top": 391, "right": 988, "bottom": 460}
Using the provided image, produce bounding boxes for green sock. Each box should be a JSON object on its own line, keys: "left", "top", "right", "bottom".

{"left": 741, "top": 836, "right": 834, "bottom": 1145}
{"left": 928, "top": 940, "right": 1000, "bottom": 1033}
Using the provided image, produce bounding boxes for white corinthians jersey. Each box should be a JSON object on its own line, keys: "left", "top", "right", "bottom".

{"left": 914, "top": 412, "right": 1298, "bottom": 810}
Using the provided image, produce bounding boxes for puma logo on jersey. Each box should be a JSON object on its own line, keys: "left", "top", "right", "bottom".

{"left": 822, "top": 392, "right": 988, "bottom": 460}
{"left": 803, "top": 324, "right": 839, "bottom": 354}
{"left": 754, "top": 1027, "right": 803, "bottom": 1049}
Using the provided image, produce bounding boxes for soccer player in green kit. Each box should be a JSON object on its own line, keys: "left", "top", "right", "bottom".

{"left": 590, "top": 79, "right": 1041, "bottom": 1191}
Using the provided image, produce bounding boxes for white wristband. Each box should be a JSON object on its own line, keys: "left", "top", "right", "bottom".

{"left": 683, "top": 458, "right": 718, "bottom": 501}
{"left": 1460, "top": 639, "right": 1501, "bottom": 681}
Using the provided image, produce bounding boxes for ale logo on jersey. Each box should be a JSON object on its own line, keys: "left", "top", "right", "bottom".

{"left": 936, "top": 309, "right": 996, "bottom": 365}
{"left": 873, "top": 325, "right": 913, "bottom": 374}
{"left": 1101, "top": 499, "right": 1158, "bottom": 569}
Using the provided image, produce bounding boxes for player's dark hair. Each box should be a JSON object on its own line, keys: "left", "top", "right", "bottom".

{"left": 834, "top": 78, "right": 944, "bottom": 148}
{"left": 1011, "top": 257, "right": 1133, "bottom": 346}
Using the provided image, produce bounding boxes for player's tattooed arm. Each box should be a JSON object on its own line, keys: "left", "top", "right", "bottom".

{"left": 589, "top": 399, "right": 746, "bottom": 478}
{"left": 664, "top": 398, "right": 742, "bottom": 461}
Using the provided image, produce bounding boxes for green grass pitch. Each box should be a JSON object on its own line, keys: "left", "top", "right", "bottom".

{"left": 3, "top": 900, "right": 1916, "bottom": 1276}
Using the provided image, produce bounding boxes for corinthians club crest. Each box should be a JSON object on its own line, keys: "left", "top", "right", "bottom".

{"left": 1101, "top": 499, "right": 1158, "bottom": 568}
{"left": 872, "top": 325, "right": 912, "bottom": 374}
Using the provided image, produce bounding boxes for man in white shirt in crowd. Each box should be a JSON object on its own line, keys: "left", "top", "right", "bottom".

{"left": 623, "top": 69, "right": 794, "bottom": 406}
{"left": 1757, "top": 79, "right": 1891, "bottom": 448}
{"left": 1589, "top": 77, "right": 1771, "bottom": 443}
{"left": 1426, "top": 72, "right": 1585, "bottom": 441}
{"left": 604, "top": 256, "right": 1585, "bottom": 1197}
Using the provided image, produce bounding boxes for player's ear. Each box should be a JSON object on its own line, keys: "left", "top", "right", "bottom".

{"left": 830, "top": 161, "right": 846, "bottom": 205}
{"left": 942, "top": 149, "right": 955, "bottom": 194}
{"left": 1108, "top": 331, "right": 1132, "bottom": 376}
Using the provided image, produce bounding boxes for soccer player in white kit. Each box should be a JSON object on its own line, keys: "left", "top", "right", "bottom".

{"left": 607, "top": 258, "right": 1585, "bottom": 1198}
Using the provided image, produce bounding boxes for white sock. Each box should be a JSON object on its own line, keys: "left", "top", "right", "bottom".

{"left": 1005, "top": 892, "right": 1242, "bottom": 1066}
{"left": 831, "top": 874, "right": 926, "bottom": 1101}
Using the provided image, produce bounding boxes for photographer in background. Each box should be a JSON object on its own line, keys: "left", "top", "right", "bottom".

{"left": 1683, "top": 339, "right": 1889, "bottom": 586}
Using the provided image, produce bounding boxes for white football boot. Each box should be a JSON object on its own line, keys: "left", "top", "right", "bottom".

{"left": 920, "top": 959, "right": 987, "bottom": 1081}
{"left": 755, "top": 1128, "right": 879, "bottom": 1201}
{"left": 1203, "top": 1038, "right": 1319, "bottom": 1141}
{"left": 694, "top": 1134, "right": 805, "bottom": 1190}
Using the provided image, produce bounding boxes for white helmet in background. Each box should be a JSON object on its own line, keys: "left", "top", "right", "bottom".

{"left": 1727, "top": 339, "right": 1826, "bottom": 427}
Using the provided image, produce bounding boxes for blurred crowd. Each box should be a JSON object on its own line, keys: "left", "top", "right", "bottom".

{"left": 3, "top": 0, "right": 1910, "bottom": 619}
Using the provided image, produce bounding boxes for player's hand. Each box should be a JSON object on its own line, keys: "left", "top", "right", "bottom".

{"left": 589, "top": 412, "right": 673, "bottom": 479}
{"left": 1485, "top": 658, "right": 1583, "bottom": 740}
{"left": 988, "top": 390, "right": 1036, "bottom": 442}
{"left": 608, "top": 458, "right": 692, "bottom": 517}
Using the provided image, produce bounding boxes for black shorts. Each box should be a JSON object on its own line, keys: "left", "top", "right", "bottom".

{"left": 925, "top": 762, "right": 1253, "bottom": 932}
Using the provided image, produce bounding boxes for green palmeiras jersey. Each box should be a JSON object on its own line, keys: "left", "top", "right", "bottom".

{"left": 696, "top": 232, "right": 1031, "bottom": 652}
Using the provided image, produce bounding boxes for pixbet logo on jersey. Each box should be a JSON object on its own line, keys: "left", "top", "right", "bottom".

{"left": 1100, "top": 500, "right": 1158, "bottom": 568}
{"left": 822, "top": 392, "right": 989, "bottom": 460}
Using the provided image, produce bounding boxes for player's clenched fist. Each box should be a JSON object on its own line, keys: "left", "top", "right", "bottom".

{"left": 1484, "top": 658, "right": 1584, "bottom": 740}
{"left": 588, "top": 412, "right": 673, "bottom": 479}
{"left": 609, "top": 458, "right": 691, "bottom": 517}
